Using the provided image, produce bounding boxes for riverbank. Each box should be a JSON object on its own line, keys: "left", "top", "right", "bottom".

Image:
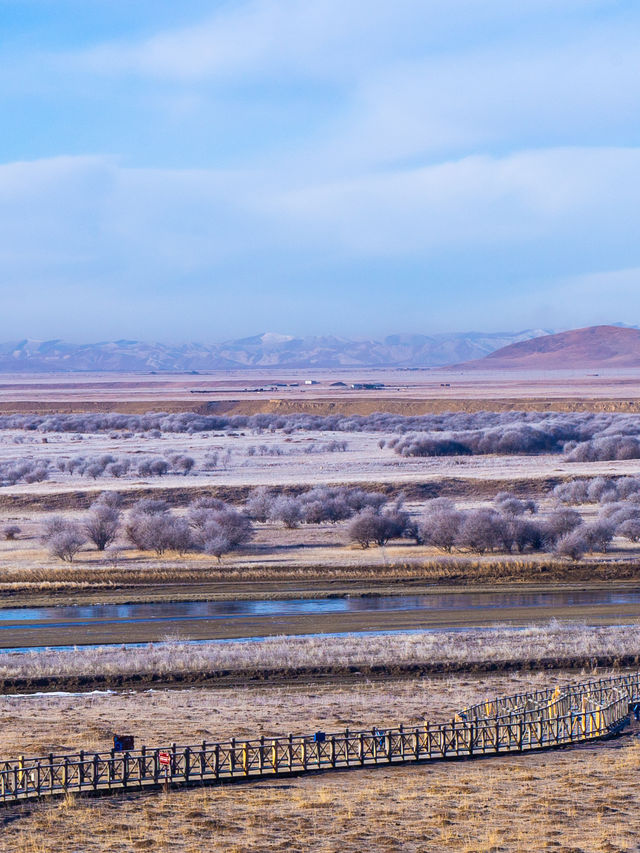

{"left": 4, "top": 558, "right": 640, "bottom": 609}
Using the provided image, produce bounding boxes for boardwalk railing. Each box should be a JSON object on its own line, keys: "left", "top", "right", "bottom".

{"left": 1, "top": 671, "right": 638, "bottom": 805}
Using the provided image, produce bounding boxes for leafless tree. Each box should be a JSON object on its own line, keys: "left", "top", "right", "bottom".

{"left": 493, "top": 492, "right": 537, "bottom": 516}
{"left": 618, "top": 519, "right": 640, "bottom": 543}
{"left": 245, "top": 487, "right": 273, "bottom": 522}
{"left": 84, "top": 500, "right": 121, "bottom": 551}
{"left": 348, "top": 509, "right": 405, "bottom": 548}
{"left": 420, "top": 510, "right": 464, "bottom": 552}
{"left": 204, "top": 534, "right": 232, "bottom": 563}
{"left": 582, "top": 521, "right": 615, "bottom": 554}
{"left": 543, "top": 508, "right": 582, "bottom": 545}
{"left": 41, "top": 518, "right": 87, "bottom": 562}
{"left": 2, "top": 524, "right": 20, "bottom": 540}
{"left": 554, "top": 530, "right": 587, "bottom": 561}
{"left": 269, "top": 496, "right": 303, "bottom": 528}
{"left": 456, "top": 510, "right": 505, "bottom": 554}
{"left": 127, "top": 513, "right": 192, "bottom": 556}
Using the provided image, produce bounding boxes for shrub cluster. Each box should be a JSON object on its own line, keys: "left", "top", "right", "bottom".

{"left": 0, "top": 409, "right": 637, "bottom": 442}
{"left": 0, "top": 459, "right": 50, "bottom": 486}
{"left": 39, "top": 493, "right": 253, "bottom": 562}
{"left": 125, "top": 497, "right": 253, "bottom": 560}
{"left": 56, "top": 452, "right": 196, "bottom": 480}
{"left": 553, "top": 476, "right": 640, "bottom": 505}
{"left": 564, "top": 437, "right": 640, "bottom": 462}
{"left": 246, "top": 486, "right": 387, "bottom": 527}
{"left": 348, "top": 505, "right": 413, "bottom": 548}
{"left": 416, "top": 495, "right": 622, "bottom": 561}
{"left": 5, "top": 410, "right": 640, "bottom": 464}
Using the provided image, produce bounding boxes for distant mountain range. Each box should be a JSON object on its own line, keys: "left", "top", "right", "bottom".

{"left": 0, "top": 330, "right": 552, "bottom": 372}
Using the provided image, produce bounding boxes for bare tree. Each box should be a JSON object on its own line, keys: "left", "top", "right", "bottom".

{"left": 41, "top": 519, "right": 87, "bottom": 562}
{"left": 269, "top": 496, "right": 303, "bottom": 528}
{"left": 245, "top": 487, "right": 273, "bottom": 522}
{"left": 2, "top": 524, "right": 20, "bottom": 540}
{"left": 348, "top": 510, "right": 381, "bottom": 549}
{"left": 127, "top": 513, "right": 192, "bottom": 556}
{"left": 170, "top": 454, "right": 195, "bottom": 475}
{"left": 543, "top": 509, "right": 582, "bottom": 545}
{"left": 618, "top": 519, "right": 640, "bottom": 543}
{"left": 505, "top": 518, "right": 544, "bottom": 553}
{"left": 581, "top": 521, "right": 615, "bottom": 554}
{"left": 204, "top": 534, "right": 232, "bottom": 563}
{"left": 84, "top": 501, "right": 121, "bottom": 551}
{"left": 348, "top": 510, "right": 405, "bottom": 548}
{"left": 420, "top": 510, "right": 464, "bottom": 552}
{"left": 192, "top": 507, "right": 253, "bottom": 553}
{"left": 493, "top": 492, "right": 537, "bottom": 516}
{"left": 554, "top": 530, "right": 587, "bottom": 561}
{"left": 456, "top": 510, "right": 504, "bottom": 554}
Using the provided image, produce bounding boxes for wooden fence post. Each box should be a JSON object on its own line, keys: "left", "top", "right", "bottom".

{"left": 199, "top": 741, "right": 206, "bottom": 779}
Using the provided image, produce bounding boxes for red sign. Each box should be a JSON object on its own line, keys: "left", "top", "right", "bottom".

{"left": 158, "top": 751, "right": 171, "bottom": 767}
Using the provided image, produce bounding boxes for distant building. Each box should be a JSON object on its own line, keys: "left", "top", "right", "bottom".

{"left": 350, "top": 383, "right": 385, "bottom": 390}
{"left": 304, "top": 379, "right": 319, "bottom": 385}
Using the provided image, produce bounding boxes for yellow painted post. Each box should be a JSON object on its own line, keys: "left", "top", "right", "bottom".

{"left": 242, "top": 743, "right": 248, "bottom": 776}
{"left": 271, "top": 740, "right": 278, "bottom": 773}
{"left": 301, "top": 740, "right": 307, "bottom": 771}
{"left": 18, "top": 756, "right": 24, "bottom": 789}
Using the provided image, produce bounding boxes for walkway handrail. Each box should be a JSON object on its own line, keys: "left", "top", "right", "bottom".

{"left": 1, "top": 670, "right": 637, "bottom": 805}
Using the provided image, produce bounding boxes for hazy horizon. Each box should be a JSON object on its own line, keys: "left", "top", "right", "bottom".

{"left": 3, "top": 2, "right": 640, "bottom": 341}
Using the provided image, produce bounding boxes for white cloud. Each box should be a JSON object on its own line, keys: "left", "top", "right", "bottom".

{"left": 1, "top": 146, "right": 639, "bottom": 275}
{"left": 70, "top": 0, "right": 609, "bottom": 82}
{"left": 269, "top": 147, "right": 640, "bottom": 255}
{"left": 285, "top": 19, "right": 640, "bottom": 174}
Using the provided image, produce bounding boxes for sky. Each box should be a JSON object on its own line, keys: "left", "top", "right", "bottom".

{"left": 1, "top": 0, "right": 640, "bottom": 343}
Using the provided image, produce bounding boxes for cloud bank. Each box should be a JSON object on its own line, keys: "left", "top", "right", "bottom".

{"left": 1, "top": 0, "right": 639, "bottom": 339}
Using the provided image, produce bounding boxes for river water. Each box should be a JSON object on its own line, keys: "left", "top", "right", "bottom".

{"left": 2, "top": 589, "right": 640, "bottom": 632}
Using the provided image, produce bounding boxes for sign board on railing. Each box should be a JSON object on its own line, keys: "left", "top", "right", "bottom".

{"left": 113, "top": 735, "right": 135, "bottom": 752}
{"left": 158, "top": 751, "right": 171, "bottom": 767}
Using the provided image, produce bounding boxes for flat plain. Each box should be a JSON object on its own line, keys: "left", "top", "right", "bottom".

{"left": 3, "top": 368, "right": 640, "bottom": 851}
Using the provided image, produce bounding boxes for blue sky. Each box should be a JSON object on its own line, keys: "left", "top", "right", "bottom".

{"left": 1, "top": 0, "right": 640, "bottom": 342}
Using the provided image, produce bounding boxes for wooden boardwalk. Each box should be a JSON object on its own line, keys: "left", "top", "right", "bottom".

{"left": 1, "top": 671, "right": 638, "bottom": 805}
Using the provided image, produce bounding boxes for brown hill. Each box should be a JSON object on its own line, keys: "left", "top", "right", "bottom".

{"left": 456, "top": 326, "right": 640, "bottom": 369}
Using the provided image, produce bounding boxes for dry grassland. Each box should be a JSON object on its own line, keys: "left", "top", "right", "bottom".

{"left": 0, "top": 669, "right": 637, "bottom": 852}
{"left": 1, "top": 624, "right": 639, "bottom": 688}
